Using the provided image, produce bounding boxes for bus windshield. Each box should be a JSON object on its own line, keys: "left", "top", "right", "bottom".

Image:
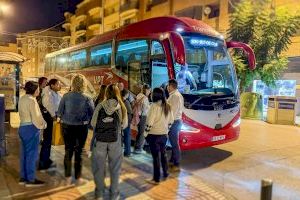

{"left": 174, "top": 35, "right": 237, "bottom": 96}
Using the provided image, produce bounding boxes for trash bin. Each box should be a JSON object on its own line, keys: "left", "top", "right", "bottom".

{"left": 267, "top": 96, "right": 297, "bottom": 125}
{"left": 266, "top": 97, "right": 276, "bottom": 124}
{"left": 0, "top": 94, "right": 6, "bottom": 158}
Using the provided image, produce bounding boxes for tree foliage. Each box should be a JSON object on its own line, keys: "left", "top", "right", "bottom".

{"left": 228, "top": 0, "right": 300, "bottom": 92}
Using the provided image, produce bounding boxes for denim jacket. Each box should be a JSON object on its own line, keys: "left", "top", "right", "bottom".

{"left": 57, "top": 92, "right": 94, "bottom": 125}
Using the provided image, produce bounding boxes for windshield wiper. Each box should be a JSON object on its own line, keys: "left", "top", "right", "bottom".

{"left": 188, "top": 95, "right": 212, "bottom": 109}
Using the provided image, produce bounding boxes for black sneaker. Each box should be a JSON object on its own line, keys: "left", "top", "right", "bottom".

{"left": 25, "top": 179, "right": 45, "bottom": 187}
{"left": 18, "top": 178, "right": 26, "bottom": 185}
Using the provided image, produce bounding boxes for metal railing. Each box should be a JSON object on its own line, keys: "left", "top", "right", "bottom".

{"left": 120, "top": 0, "right": 139, "bottom": 13}
{"left": 76, "top": 24, "right": 86, "bottom": 32}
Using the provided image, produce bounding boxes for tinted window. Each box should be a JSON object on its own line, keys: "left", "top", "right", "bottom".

{"left": 90, "top": 42, "right": 112, "bottom": 67}
{"left": 70, "top": 50, "right": 87, "bottom": 70}
{"left": 116, "top": 40, "right": 149, "bottom": 74}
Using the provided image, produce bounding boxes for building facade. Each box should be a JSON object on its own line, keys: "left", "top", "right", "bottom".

{"left": 17, "top": 30, "right": 67, "bottom": 79}
{"left": 63, "top": 0, "right": 300, "bottom": 54}
{"left": 0, "top": 42, "right": 18, "bottom": 53}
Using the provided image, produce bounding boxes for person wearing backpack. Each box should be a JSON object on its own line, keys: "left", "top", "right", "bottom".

{"left": 144, "top": 87, "right": 174, "bottom": 185}
{"left": 91, "top": 84, "right": 128, "bottom": 200}
{"left": 132, "top": 84, "right": 151, "bottom": 154}
{"left": 121, "top": 89, "right": 133, "bottom": 157}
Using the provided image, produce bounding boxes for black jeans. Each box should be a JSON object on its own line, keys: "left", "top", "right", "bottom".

{"left": 39, "top": 112, "right": 53, "bottom": 169}
{"left": 62, "top": 124, "right": 88, "bottom": 179}
{"left": 135, "top": 116, "right": 147, "bottom": 151}
{"left": 146, "top": 134, "right": 168, "bottom": 182}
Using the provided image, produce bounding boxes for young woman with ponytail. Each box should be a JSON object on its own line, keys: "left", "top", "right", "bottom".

{"left": 144, "top": 87, "right": 174, "bottom": 185}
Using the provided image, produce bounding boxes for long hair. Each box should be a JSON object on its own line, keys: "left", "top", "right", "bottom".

{"left": 71, "top": 74, "right": 86, "bottom": 93}
{"left": 152, "top": 87, "right": 171, "bottom": 117}
{"left": 105, "top": 84, "right": 127, "bottom": 121}
{"left": 95, "top": 85, "right": 107, "bottom": 105}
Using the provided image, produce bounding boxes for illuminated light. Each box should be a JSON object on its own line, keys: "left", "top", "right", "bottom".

{"left": 176, "top": 27, "right": 184, "bottom": 32}
{"left": 182, "top": 138, "right": 188, "bottom": 143}
{"left": 219, "top": 35, "right": 224, "bottom": 40}
{"left": 181, "top": 123, "right": 200, "bottom": 133}
{"left": 232, "top": 118, "right": 241, "bottom": 128}
{"left": 190, "top": 39, "right": 218, "bottom": 47}
{"left": 58, "top": 57, "right": 67, "bottom": 63}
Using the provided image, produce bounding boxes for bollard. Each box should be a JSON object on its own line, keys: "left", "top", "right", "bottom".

{"left": 261, "top": 179, "right": 273, "bottom": 200}
{"left": 0, "top": 94, "right": 5, "bottom": 158}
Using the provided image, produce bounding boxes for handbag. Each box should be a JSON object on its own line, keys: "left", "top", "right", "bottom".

{"left": 52, "top": 121, "right": 64, "bottom": 146}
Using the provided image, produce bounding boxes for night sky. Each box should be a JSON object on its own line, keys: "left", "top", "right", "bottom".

{"left": 1, "top": 0, "right": 81, "bottom": 42}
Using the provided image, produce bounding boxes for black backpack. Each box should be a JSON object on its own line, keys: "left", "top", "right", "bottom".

{"left": 94, "top": 107, "right": 120, "bottom": 142}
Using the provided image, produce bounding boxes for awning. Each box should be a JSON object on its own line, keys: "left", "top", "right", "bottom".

{"left": 0, "top": 52, "right": 27, "bottom": 63}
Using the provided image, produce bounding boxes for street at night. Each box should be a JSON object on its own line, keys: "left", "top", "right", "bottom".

{"left": 1, "top": 0, "right": 300, "bottom": 200}
{"left": 1, "top": 119, "right": 300, "bottom": 199}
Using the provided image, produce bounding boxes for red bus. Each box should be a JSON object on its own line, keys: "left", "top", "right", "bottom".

{"left": 45, "top": 16, "right": 255, "bottom": 150}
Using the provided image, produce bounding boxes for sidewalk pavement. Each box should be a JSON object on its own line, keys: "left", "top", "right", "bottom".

{"left": 0, "top": 124, "right": 236, "bottom": 200}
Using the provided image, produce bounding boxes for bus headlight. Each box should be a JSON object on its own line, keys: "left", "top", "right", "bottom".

{"left": 181, "top": 123, "right": 200, "bottom": 133}
{"left": 232, "top": 118, "right": 241, "bottom": 128}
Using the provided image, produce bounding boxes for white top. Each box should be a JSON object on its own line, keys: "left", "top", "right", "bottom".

{"left": 167, "top": 89, "right": 184, "bottom": 120}
{"left": 18, "top": 94, "right": 47, "bottom": 129}
{"left": 144, "top": 102, "right": 174, "bottom": 136}
{"left": 136, "top": 93, "right": 150, "bottom": 116}
{"left": 42, "top": 86, "right": 61, "bottom": 117}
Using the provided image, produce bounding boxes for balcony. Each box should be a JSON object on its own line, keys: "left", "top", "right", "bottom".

{"left": 62, "top": 20, "right": 71, "bottom": 30}
{"left": 147, "top": 0, "right": 168, "bottom": 10}
{"left": 75, "top": 14, "right": 87, "bottom": 22}
{"left": 104, "top": 7, "right": 118, "bottom": 17}
{"left": 104, "top": 0, "right": 119, "bottom": 8}
{"left": 120, "top": 1, "right": 139, "bottom": 13}
{"left": 88, "top": 18, "right": 102, "bottom": 30}
{"left": 76, "top": 24, "right": 87, "bottom": 36}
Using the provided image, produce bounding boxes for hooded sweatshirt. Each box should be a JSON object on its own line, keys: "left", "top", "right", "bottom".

{"left": 90, "top": 99, "right": 128, "bottom": 148}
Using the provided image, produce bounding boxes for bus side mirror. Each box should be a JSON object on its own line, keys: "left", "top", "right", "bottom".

{"left": 161, "top": 32, "right": 186, "bottom": 65}
{"left": 226, "top": 41, "right": 256, "bottom": 70}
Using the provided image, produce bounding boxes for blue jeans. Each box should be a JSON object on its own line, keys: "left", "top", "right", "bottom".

{"left": 123, "top": 126, "right": 131, "bottom": 156}
{"left": 91, "top": 136, "right": 122, "bottom": 199}
{"left": 19, "top": 124, "right": 40, "bottom": 182}
{"left": 168, "top": 120, "right": 182, "bottom": 166}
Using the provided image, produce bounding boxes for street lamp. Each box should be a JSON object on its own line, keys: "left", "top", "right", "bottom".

{"left": 0, "top": 1, "right": 11, "bottom": 18}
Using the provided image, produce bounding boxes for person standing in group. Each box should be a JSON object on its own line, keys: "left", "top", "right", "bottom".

{"left": 38, "top": 79, "right": 61, "bottom": 171}
{"left": 121, "top": 89, "right": 133, "bottom": 157}
{"left": 36, "top": 77, "right": 47, "bottom": 111}
{"left": 167, "top": 79, "right": 184, "bottom": 172}
{"left": 117, "top": 82, "right": 135, "bottom": 105}
{"left": 18, "top": 81, "right": 47, "bottom": 187}
{"left": 144, "top": 87, "right": 174, "bottom": 185}
{"left": 91, "top": 84, "right": 128, "bottom": 200}
{"left": 94, "top": 85, "right": 107, "bottom": 106}
{"left": 57, "top": 75, "right": 94, "bottom": 185}
{"left": 133, "top": 84, "right": 151, "bottom": 154}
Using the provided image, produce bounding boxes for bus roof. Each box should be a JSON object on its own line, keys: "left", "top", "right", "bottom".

{"left": 47, "top": 16, "right": 222, "bottom": 58}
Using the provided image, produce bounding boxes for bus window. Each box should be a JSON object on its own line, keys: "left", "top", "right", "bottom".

{"left": 90, "top": 42, "right": 112, "bottom": 67}
{"left": 116, "top": 40, "right": 149, "bottom": 74}
{"left": 56, "top": 54, "right": 68, "bottom": 72}
{"left": 150, "top": 41, "right": 169, "bottom": 89}
{"left": 70, "top": 50, "right": 87, "bottom": 70}
{"left": 45, "top": 58, "right": 50, "bottom": 73}
{"left": 50, "top": 57, "right": 56, "bottom": 73}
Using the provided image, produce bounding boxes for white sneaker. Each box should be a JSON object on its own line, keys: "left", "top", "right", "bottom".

{"left": 65, "top": 177, "right": 73, "bottom": 185}
{"left": 75, "top": 178, "right": 88, "bottom": 186}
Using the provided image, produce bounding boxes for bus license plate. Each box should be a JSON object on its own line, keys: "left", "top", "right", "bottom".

{"left": 212, "top": 135, "right": 226, "bottom": 142}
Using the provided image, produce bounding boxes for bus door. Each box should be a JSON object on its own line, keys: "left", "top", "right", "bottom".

{"left": 116, "top": 40, "right": 151, "bottom": 94}
{"left": 150, "top": 40, "right": 169, "bottom": 89}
